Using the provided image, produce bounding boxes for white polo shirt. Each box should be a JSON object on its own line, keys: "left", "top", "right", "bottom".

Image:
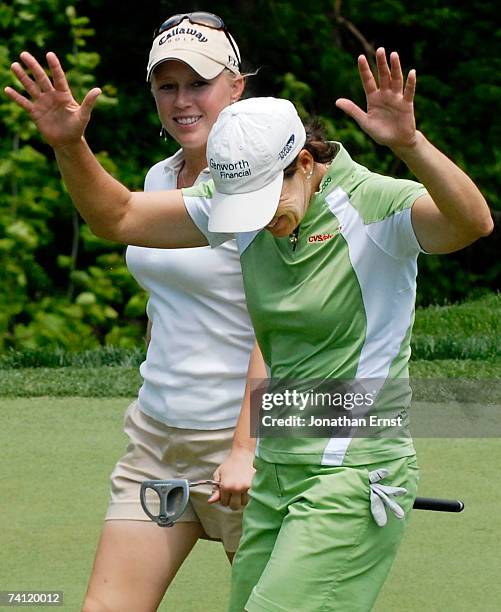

{"left": 125, "top": 150, "right": 254, "bottom": 429}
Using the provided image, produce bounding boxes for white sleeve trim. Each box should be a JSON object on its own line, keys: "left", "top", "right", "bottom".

{"left": 366, "top": 207, "right": 426, "bottom": 259}
{"left": 183, "top": 195, "right": 234, "bottom": 248}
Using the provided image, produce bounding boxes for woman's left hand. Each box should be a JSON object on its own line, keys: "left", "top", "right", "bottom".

{"left": 208, "top": 447, "right": 255, "bottom": 511}
{"left": 336, "top": 48, "right": 417, "bottom": 153}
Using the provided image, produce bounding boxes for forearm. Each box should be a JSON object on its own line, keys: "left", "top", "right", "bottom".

{"left": 54, "top": 138, "right": 132, "bottom": 241}
{"left": 209, "top": 343, "right": 265, "bottom": 506}
{"left": 54, "top": 139, "right": 207, "bottom": 248}
{"left": 394, "top": 131, "right": 493, "bottom": 248}
{"left": 231, "top": 342, "right": 267, "bottom": 454}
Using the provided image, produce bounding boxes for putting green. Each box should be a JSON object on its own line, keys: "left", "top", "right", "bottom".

{"left": 1, "top": 398, "right": 500, "bottom": 610}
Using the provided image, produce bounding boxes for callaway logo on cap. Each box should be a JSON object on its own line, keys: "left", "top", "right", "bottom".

{"left": 146, "top": 23, "right": 240, "bottom": 81}
{"left": 207, "top": 97, "right": 307, "bottom": 233}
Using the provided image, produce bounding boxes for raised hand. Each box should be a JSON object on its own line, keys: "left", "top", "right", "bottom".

{"left": 336, "top": 48, "right": 417, "bottom": 153}
{"left": 4, "top": 51, "right": 101, "bottom": 149}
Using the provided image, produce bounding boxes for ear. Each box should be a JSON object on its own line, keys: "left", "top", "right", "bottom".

{"left": 297, "top": 149, "right": 315, "bottom": 177}
{"left": 230, "top": 74, "right": 245, "bottom": 103}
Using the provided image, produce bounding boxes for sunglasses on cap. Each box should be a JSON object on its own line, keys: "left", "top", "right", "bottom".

{"left": 154, "top": 12, "right": 241, "bottom": 70}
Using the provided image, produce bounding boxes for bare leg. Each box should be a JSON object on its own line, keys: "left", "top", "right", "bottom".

{"left": 82, "top": 520, "right": 204, "bottom": 612}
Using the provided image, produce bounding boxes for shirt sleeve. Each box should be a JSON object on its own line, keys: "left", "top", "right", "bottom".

{"left": 366, "top": 206, "right": 427, "bottom": 259}
{"left": 182, "top": 182, "right": 234, "bottom": 248}
{"left": 359, "top": 176, "right": 428, "bottom": 259}
{"left": 355, "top": 175, "right": 426, "bottom": 220}
{"left": 144, "top": 158, "right": 174, "bottom": 191}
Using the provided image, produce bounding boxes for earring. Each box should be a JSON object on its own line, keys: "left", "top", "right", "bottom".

{"left": 306, "top": 171, "right": 313, "bottom": 180}
{"left": 159, "top": 126, "right": 168, "bottom": 141}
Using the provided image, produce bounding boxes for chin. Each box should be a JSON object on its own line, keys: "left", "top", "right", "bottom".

{"left": 169, "top": 125, "right": 207, "bottom": 146}
{"left": 269, "top": 226, "right": 292, "bottom": 238}
{"left": 177, "top": 133, "right": 207, "bottom": 149}
{"left": 266, "top": 219, "right": 296, "bottom": 238}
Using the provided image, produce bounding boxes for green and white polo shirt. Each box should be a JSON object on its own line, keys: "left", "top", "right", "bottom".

{"left": 183, "top": 144, "right": 427, "bottom": 466}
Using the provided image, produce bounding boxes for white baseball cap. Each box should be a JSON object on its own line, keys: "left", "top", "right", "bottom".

{"left": 207, "top": 98, "right": 307, "bottom": 233}
{"left": 147, "top": 22, "right": 240, "bottom": 81}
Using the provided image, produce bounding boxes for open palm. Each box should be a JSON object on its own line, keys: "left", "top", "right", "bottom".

{"left": 4, "top": 51, "right": 101, "bottom": 149}
{"left": 336, "top": 48, "right": 417, "bottom": 151}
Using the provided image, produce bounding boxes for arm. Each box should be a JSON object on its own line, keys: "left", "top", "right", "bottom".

{"left": 336, "top": 48, "right": 493, "bottom": 254}
{"left": 208, "top": 342, "right": 267, "bottom": 510}
{"left": 5, "top": 51, "right": 207, "bottom": 249}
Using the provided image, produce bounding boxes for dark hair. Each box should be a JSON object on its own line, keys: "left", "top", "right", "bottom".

{"left": 284, "top": 118, "right": 338, "bottom": 177}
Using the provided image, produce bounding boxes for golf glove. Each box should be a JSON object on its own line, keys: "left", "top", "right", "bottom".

{"left": 369, "top": 468, "right": 407, "bottom": 527}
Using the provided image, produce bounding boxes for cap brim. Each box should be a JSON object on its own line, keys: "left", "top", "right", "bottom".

{"left": 208, "top": 173, "right": 284, "bottom": 233}
{"left": 147, "top": 50, "right": 225, "bottom": 81}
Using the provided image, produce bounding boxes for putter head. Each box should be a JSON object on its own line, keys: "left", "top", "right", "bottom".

{"left": 140, "top": 479, "right": 190, "bottom": 527}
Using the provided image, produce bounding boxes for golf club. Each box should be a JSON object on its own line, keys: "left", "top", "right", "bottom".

{"left": 140, "top": 479, "right": 217, "bottom": 527}
{"left": 413, "top": 496, "right": 464, "bottom": 512}
{"left": 141, "top": 479, "right": 464, "bottom": 527}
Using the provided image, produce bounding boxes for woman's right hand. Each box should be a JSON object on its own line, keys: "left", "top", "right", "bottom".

{"left": 208, "top": 447, "right": 255, "bottom": 511}
{"left": 335, "top": 48, "right": 418, "bottom": 154}
{"left": 4, "top": 51, "right": 101, "bottom": 149}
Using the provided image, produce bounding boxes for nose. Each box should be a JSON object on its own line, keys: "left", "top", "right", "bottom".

{"left": 173, "top": 85, "right": 192, "bottom": 109}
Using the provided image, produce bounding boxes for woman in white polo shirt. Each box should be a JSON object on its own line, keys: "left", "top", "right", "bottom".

{"left": 15, "top": 13, "right": 259, "bottom": 612}
{"left": 84, "top": 13, "right": 259, "bottom": 612}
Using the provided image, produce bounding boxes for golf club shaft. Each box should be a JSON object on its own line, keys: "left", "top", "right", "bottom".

{"left": 413, "top": 496, "right": 464, "bottom": 512}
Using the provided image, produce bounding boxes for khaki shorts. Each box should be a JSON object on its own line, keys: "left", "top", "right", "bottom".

{"left": 106, "top": 401, "right": 243, "bottom": 552}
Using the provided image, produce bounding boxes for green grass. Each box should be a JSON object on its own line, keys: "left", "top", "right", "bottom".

{"left": 0, "top": 294, "right": 499, "bottom": 609}
{"left": 411, "top": 293, "right": 500, "bottom": 360}
{"left": 0, "top": 398, "right": 230, "bottom": 611}
{"left": 409, "top": 358, "right": 500, "bottom": 378}
{"left": 0, "top": 359, "right": 499, "bottom": 398}
{"left": 0, "top": 291, "right": 498, "bottom": 398}
{"left": 0, "top": 366, "right": 141, "bottom": 397}
{"left": 0, "top": 346, "right": 145, "bottom": 369}
{"left": 1, "top": 398, "right": 500, "bottom": 611}
{"left": 0, "top": 293, "right": 499, "bottom": 375}
{"left": 413, "top": 293, "right": 500, "bottom": 336}
{"left": 375, "top": 437, "right": 501, "bottom": 612}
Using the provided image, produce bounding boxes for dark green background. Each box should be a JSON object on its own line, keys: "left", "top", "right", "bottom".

{"left": 1, "top": 0, "right": 499, "bottom": 351}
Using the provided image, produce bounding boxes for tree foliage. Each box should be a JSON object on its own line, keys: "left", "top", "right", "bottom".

{"left": 1, "top": 0, "right": 499, "bottom": 350}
